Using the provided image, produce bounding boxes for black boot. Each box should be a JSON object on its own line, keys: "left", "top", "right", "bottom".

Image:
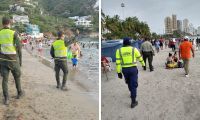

{"left": 61, "top": 85, "right": 68, "bottom": 91}
{"left": 131, "top": 98, "right": 138, "bottom": 108}
{"left": 61, "top": 80, "right": 68, "bottom": 91}
{"left": 143, "top": 67, "right": 146, "bottom": 71}
{"left": 16, "top": 90, "right": 25, "bottom": 99}
{"left": 3, "top": 96, "right": 9, "bottom": 105}
{"left": 56, "top": 83, "right": 61, "bottom": 89}
{"left": 56, "top": 80, "right": 61, "bottom": 89}
{"left": 150, "top": 66, "right": 154, "bottom": 72}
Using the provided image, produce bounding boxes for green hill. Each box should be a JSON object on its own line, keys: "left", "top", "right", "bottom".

{"left": 39, "top": 0, "right": 97, "bottom": 17}
{"left": 0, "top": 0, "right": 98, "bottom": 34}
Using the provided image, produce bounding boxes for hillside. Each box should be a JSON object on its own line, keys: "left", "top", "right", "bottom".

{"left": 0, "top": 0, "right": 97, "bottom": 17}
{"left": 0, "top": 0, "right": 98, "bottom": 33}
{"left": 39, "top": 0, "right": 97, "bottom": 17}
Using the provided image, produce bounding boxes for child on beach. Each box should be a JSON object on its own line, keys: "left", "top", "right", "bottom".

{"left": 172, "top": 52, "right": 178, "bottom": 62}
{"left": 72, "top": 55, "right": 78, "bottom": 69}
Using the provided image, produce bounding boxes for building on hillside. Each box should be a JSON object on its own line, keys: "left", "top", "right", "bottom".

{"left": 24, "top": 0, "right": 37, "bottom": 7}
{"left": 69, "top": 15, "right": 93, "bottom": 27}
{"left": 9, "top": 4, "right": 25, "bottom": 13}
{"left": 68, "top": 16, "right": 79, "bottom": 20}
{"left": 26, "top": 24, "right": 41, "bottom": 38}
{"left": 13, "top": 15, "right": 29, "bottom": 24}
{"left": 75, "top": 18, "right": 93, "bottom": 27}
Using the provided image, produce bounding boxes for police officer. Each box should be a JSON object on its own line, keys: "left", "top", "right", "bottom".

{"left": 116, "top": 37, "right": 145, "bottom": 108}
{"left": 140, "top": 38, "right": 154, "bottom": 72}
{"left": 50, "top": 31, "right": 69, "bottom": 91}
{"left": 0, "top": 17, "right": 23, "bottom": 105}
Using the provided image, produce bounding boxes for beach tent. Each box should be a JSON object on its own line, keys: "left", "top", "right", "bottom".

{"left": 102, "top": 40, "right": 141, "bottom": 62}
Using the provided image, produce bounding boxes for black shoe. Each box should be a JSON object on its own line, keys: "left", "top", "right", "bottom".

{"left": 143, "top": 67, "right": 146, "bottom": 71}
{"left": 56, "top": 84, "right": 61, "bottom": 89}
{"left": 131, "top": 101, "right": 138, "bottom": 108}
{"left": 150, "top": 69, "right": 154, "bottom": 72}
{"left": 3, "top": 97, "right": 9, "bottom": 105}
{"left": 16, "top": 91, "right": 25, "bottom": 99}
{"left": 61, "top": 86, "right": 68, "bottom": 91}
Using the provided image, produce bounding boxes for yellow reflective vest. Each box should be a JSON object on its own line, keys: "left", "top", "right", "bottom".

{"left": 116, "top": 46, "right": 145, "bottom": 73}
{"left": 52, "top": 40, "right": 67, "bottom": 57}
{"left": 0, "top": 29, "right": 16, "bottom": 55}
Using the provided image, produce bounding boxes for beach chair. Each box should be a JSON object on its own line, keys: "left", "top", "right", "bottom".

{"left": 105, "top": 57, "right": 113, "bottom": 71}
{"left": 101, "top": 57, "right": 112, "bottom": 80}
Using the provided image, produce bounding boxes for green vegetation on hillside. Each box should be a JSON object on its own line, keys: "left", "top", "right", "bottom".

{"left": 0, "top": 0, "right": 98, "bottom": 34}
{"left": 38, "top": 0, "right": 97, "bottom": 17}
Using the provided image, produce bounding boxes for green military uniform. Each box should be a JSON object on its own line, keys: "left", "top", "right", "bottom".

{"left": 50, "top": 39, "right": 68, "bottom": 90}
{"left": 0, "top": 28, "right": 22, "bottom": 103}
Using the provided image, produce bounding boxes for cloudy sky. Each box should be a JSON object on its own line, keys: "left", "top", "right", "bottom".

{"left": 102, "top": 0, "right": 200, "bottom": 34}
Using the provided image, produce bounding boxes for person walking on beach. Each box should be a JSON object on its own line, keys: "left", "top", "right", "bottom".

{"left": 70, "top": 41, "right": 81, "bottom": 68}
{"left": 179, "top": 36, "right": 195, "bottom": 77}
{"left": 171, "top": 39, "right": 176, "bottom": 52}
{"left": 50, "top": 31, "right": 69, "bottom": 90}
{"left": 165, "top": 39, "right": 169, "bottom": 49}
{"left": 155, "top": 40, "right": 160, "bottom": 53}
{"left": 116, "top": 37, "right": 145, "bottom": 108}
{"left": 159, "top": 38, "right": 164, "bottom": 50}
{"left": 37, "top": 40, "right": 43, "bottom": 56}
{"left": 0, "top": 17, "right": 24, "bottom": 105}
{"left": 140, "top": 38, "right": 154, "bottom": 72}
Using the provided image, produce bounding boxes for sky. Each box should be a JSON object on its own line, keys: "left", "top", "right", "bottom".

{"left": 102, "top": 0, "right": 200, "bottom": 34}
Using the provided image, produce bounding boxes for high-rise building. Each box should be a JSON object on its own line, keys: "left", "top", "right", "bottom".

{"left": 165, "top": 16, "right": 172, "bottom": 34}
{"left": 197, "top": 26, "right": 200, "bottom": 35}
{"left": 194, "top": 29, "right": 198, "bottom": 35}
{"left": 172, "top": 14, "right": 177, "bottom": 31}
{"left": 183, "top": 19, "right": 189, "bottom": 33}
{"left": 189, "top": 23, "right": 195, "bottom": 35}
{"left": 177, "top": 20, "right": 182, "bottom": 31}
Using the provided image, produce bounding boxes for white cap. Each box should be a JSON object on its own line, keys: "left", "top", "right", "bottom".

{"left": 184, "top": 36, "right": 189, "bottom": 40}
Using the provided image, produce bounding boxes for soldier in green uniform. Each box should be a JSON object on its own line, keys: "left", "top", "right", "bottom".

{"left": 50, "top": 31, "right": 71, "bottom": 91}
{"left": 0, "top": 17, "right": 23, "bottom": 105}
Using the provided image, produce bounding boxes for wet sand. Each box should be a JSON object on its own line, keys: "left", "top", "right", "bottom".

{"left": 102, "top": 48, "right": 200, "bottom": 120}
{"left": 0, "top": 49, "right": 98, "bottom": 120}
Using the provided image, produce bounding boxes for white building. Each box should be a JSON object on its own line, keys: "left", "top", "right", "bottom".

{"left": 75, "top": 18, "right": 92, "bottom": 27}
{"left": 164, "top": 16, "right": 172, "bottom": 34}
{"left": 69, "top": 16, "right": 79, "bottom": 20}
{"left": 13, "top": 15, "right": 29, "bottom": 24}
{"left": 183, "top": 19, "right": 189, "bottom": 33}
{"left": 9, "top": 4, "right": 25, "bottom": 13}
{"left": 172, "top": 14, "right": 177, "bottom": 31}
{"left": 69, "top": 15, "right": 93, "bottom": 27}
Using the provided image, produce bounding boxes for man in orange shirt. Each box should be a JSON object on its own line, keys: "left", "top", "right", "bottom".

{"left": 179, "top": 36, "right": 195, "bottom": 77}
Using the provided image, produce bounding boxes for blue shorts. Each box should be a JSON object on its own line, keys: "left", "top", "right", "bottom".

{"left": 72, "top": 58, "right": 78, "bottom": 66}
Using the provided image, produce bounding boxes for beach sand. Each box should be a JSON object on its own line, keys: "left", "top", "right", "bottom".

{"left": 102, "top": 48, "right": 200, "bottom": 120}
{"left": 0, "top": 49, "right": 98, "bottom": 120}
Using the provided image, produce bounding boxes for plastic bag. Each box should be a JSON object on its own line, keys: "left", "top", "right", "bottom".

{"left": 67, "top": 50, "right": 73, "bottom": 59}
